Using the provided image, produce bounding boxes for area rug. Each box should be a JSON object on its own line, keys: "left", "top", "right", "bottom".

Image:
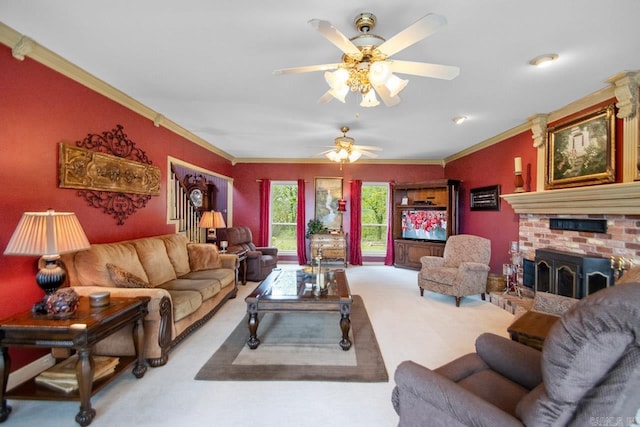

{"left": 195, "top": 295, "right": 388, "bottom": 382}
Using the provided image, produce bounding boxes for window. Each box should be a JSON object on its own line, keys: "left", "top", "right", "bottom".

{"left": 270, "top": 181, "right": 298, "bottom": 253}
{"left": 361, "top": 183, "right": 388, "bottom": 255}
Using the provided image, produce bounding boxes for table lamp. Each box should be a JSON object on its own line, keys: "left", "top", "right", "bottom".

{"left": 199, "top": 210, "right": 226, "bottom": 244}
{"left": 4, "top": 209, "right": 90, "bottom": 312}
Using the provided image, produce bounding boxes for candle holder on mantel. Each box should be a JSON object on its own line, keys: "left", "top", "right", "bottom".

{"left": 513, "top": 156, "right": 525, "bottom": 193}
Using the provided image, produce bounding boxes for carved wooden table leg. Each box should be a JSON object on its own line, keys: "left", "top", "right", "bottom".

{"left": 132, "top": 317, "right": 147, "bottom": 378}
{"left": 75, "top": 348, "right": 96, "bottom": 426}
{"left": 339, "top": 302, "right": 352, "bottom": 351}
{"left": 247, "top": 311, "right": 261, "bottom": 349}
{"left": 0, "top": 347, "right": 12, "bottom": 423}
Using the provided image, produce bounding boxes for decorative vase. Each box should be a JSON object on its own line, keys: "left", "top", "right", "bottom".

{"left": 45, "top": 288, "right": 79, "bottom": 319}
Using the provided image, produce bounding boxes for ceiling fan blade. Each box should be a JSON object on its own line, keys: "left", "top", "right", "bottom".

{"left": 273, "top": 63, "right": 342, "bottom": 75}
{"left": 377, "top": 14, "right": 447, "bottom": 57}
{"left": 389, "top": 60, "right": 460, "bottom": 80}
{"left": 353, "top": 144, "right": 383, "bottom": 151}
{"left": 308, "top": 19, "right": 363, "bottom": 58}
{"left": 357, "top": 149, "right": 379, "bottom": 158}
{"left": 371, "top": 82, "right": 401, "bottom": 107}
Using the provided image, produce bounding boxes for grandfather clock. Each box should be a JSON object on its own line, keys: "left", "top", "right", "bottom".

{"left": 184, "top": 174, "right": 215, "bottom": 212}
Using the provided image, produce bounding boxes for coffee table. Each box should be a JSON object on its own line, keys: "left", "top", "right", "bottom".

{"left": 245, "top": 268, "right": 352, "bottom": 351}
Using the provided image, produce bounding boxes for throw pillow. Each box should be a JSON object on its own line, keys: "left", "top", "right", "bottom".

{"left": 106, "top": 263, "right": 151, "bottom": 288}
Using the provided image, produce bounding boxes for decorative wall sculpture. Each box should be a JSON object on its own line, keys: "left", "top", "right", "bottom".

{"left": 58, "top": 125, "right": 160, "bottom": 225}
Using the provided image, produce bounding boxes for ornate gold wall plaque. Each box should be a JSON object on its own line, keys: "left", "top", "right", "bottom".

{"left": 59, "top": 144, "right": 160, "bottom": 195}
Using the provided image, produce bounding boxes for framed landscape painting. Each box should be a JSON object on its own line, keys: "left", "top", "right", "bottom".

{"left": 314, "top": 177, "right": 343, "bottom": 231}
{"left": 545, "top": 104, "right": 615, "bottom": 189}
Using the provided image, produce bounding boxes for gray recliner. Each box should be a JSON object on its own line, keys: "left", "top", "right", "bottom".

{"left": 392, "top": 282, "right": 640, "bottom": 427}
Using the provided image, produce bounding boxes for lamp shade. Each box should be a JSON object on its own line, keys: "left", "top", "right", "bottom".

{"left": 337, "top": 199, "right": 347, "bottom": 212}
{"left": 4, "top": 210, "right": 90, "bottom": 258}
{"left": 199, "top": 211, "right": 226, "bottom": 229}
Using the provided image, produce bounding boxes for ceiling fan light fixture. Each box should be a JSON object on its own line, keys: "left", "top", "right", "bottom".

{"left": 348, "top": 151, "right": 362, "bottom": 162}
{"left": 529, "top": 53, "right": 559, "bottom": 67}
{"left": 385, "top": 74, "right": 409, "bottom": 97}
{"left": 360, "top": 89, "right": 380, "bottom": 107}
{"left": 369, "top": 61, "right": 391, "bottom": 85}
{"left": 325, "top": 151, "right": 339, "bottom": 161}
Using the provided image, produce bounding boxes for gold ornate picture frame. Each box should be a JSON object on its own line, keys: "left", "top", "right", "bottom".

{"left": 545, "top": 104, "right": 615, "bottom": 189}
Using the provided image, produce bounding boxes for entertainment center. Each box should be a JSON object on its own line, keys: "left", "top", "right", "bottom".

{"left": 392, "top": 180, "right": 460, "bottom": 269}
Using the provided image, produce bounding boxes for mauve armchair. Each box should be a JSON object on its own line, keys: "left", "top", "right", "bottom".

{"left": 417, "top": 234, "right": 491, "bottom": 307}
{"left": 392, "top": 282, "right": 640, "bottom": 427}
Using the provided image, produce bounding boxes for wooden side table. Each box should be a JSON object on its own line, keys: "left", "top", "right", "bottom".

{"left": 0, "top": 296, "right": 149, "bottom": 426}
{"left": 507, "top": 310, "right": 560, "bottom": 351}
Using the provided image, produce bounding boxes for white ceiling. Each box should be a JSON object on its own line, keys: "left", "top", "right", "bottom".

{"left": 2, "top": 1, "right": 640, "bottom": 162}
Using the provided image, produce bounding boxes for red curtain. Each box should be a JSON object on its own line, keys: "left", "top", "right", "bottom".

{"left": 296, "top": 179, "right": 307, "bottom": 265}
{"left": 259, "top": 179, "right": 271, "bottom": 247}
{"left": 384, "top": 181, "right": 395, "bottom": 265}
{"left": 349, "top": 180, "right": 363, "bottom": 265}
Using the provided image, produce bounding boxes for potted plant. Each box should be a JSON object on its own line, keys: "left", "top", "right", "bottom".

{"left": 306, "top": 218, "right": 328, "bottom": 238}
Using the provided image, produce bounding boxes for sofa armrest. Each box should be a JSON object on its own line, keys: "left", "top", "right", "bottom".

{"left": 219, "top": 253, "right": 238, "bottom": 270}
{"left": 255, "top": 247, "right": 278, "bottom": 256}
{"left": 393, "top": 360, "right": 522, "bottom": 427}
{"left": 420, "top": 256, "right": 445, "bottom": 269}
{"left": 71, "top": 285, "right": 172, "bottom": 322}
{"left": 475, "top": 333, "right": 542, "bottom": 389}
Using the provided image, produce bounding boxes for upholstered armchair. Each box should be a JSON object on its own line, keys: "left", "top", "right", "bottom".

{"left": 216, "top": 226, "right": 278, "bottom": 282}
{"left": 392, "top": 283, "right": 640, "bottom": 427}
{"left": 417, "top": 234, "right": 491, "bottom": 307}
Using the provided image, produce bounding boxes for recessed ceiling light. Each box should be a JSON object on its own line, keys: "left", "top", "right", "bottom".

{"left": 452, "top": 116, "right": 467, "bottom": 124}
{"left": 529, "top": 54, "right": 559, "bottom": 67}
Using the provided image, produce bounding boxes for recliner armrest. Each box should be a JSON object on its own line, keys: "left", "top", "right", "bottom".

{"left": 475, "top": 333, "right": 543, "bottom": 389}
{"left": 393, "top": 360, "right": 522, "bottom": 427}
{"left": 256, "top": 247, "right": 278, "bottom": 256}
{"left": 458, "top": 261, "right": 490, "bottom": 273}
{"left": 420, "top": 256, "right": 445, "bottom": 269}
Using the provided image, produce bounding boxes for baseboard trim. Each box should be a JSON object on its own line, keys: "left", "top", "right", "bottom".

{"left": 7, "top": 353, "right": 56, "bottom": 391}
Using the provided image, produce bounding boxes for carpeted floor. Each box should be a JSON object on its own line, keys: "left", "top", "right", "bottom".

{"left": 195, "top": 295, "right": 388, "bottom": 382}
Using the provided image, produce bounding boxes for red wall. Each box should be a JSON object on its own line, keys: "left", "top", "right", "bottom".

{"left": 445, "top": 131, "right": 537, "bottom": 273}
{"left": 0, "top": 46, "right": 232, "bottom": 368}
{"left": 232, "top": 162, "right": 445, "bottom": 249}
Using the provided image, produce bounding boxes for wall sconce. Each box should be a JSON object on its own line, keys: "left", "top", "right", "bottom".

{"left": 199, "top": 211, "right": 226, "bottom": 244}
{"left": 337, "top": 199, "right": 347, "bottom": 233}
{"left": 514, "top": 157, "right": 525, "bottom": 193}
{"left": 4, "top": 209, "right": 91, "bottom": 312}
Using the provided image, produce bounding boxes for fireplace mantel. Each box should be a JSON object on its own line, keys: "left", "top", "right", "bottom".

{"left": 501, "top": 182, "right": 640, "bottom": 214}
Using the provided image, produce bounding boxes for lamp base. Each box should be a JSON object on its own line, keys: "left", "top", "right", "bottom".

{"left": 33, "top": 258, "right": 67, "bottom": 314}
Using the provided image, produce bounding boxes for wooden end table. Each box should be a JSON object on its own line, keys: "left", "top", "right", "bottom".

{"left": 507, "top": 310, "right": 560, "bottom": 351}
{"left": 0, "top": 296, "right": 149, "bottom": 426}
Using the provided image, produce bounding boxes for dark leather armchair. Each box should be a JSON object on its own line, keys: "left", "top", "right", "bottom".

{"left": 216, "top": 226, "right": 278, "bottom": 282}
{"left": 392, "top": 282, "right": 640, "bottom": 426}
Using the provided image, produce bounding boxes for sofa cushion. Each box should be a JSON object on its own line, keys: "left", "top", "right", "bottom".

{"left": 74, "top": 243, "right": 149, "bottom": 287}
{"left": 106, "top": 263, "right": 150, "bottom": 288}
{"left": 161, "top": 234, "right": 191, "bottom": 276}
{"left": 159, "top": 278, "right": 221, "bottom": 301}
{"left": 166, "top": 289, "right": 203, "bottom": 322}
{"left": 131, "top": 238, "right": 177, "bottom": 287}
{"left": 188, "top": 243, "right": 222, "bottom": 271}
{"left": 181, "top": 268, "right": 236, "bottom": 289}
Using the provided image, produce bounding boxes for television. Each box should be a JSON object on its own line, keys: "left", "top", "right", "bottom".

{"left": 401, "top": 208, "right": 448, "bottom": 242}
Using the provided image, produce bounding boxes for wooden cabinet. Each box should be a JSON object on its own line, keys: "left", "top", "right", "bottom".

{"left": 392, "top": 180, "right": 459, "bottom": 270}
{"left": 310, "top": 233, "right": 347, "bottom": 267}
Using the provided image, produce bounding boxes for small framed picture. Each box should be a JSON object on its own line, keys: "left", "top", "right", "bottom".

{"left": 401, "top": 197, "right": 409, "bottom": 205}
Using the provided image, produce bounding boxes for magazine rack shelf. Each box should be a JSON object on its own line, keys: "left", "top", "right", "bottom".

{"left": 392, "top": 180, "right": 459, "bottom": 270}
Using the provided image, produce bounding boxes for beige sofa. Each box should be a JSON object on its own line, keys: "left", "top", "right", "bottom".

{"left": 61, "top": 233, "right": 238, "bottom": 367}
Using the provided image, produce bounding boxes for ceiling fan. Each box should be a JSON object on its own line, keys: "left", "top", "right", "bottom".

{"left": 274, "top": 12, "right": 460, "bottom": 107}
{"left": 320, "top": 126, "right": 382, "bottom": 164}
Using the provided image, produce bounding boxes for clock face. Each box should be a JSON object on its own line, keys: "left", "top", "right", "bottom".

{"left": 189, "top": 189, "right": 203, "bottom": 207}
